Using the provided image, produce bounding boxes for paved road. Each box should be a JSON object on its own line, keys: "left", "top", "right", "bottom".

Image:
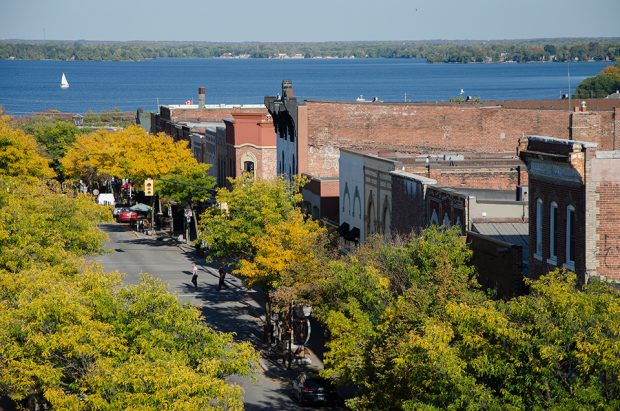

{"left": 94, "top": 223, "right": 335, "bottom": 410}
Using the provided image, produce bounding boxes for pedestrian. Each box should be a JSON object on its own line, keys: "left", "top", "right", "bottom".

{"left": 191, "top": 263, "right": 198, "bottom": 289}
{"left": 218, "top": 263, "right": 227, "bottom": 290}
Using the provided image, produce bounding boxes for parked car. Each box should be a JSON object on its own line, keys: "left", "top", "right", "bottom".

{"left": 118, "top": 210, "right": 138, "bottom": 223}
{"left": 291, "top": 372, "right": 338, "bottom": 407}
{"left": 112, "top": 206, "right": 129, "bottom": 218}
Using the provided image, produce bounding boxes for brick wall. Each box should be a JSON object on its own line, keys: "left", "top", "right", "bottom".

{"left": 595, "top": 182, "right": 620, "bottom": 281}
{"left": 390, "top": 173, "right": 434, "bottom": 236}
{"left": 528, "top": 178, "right": 586, "bottom": 281}
{"left": 467, "top": 231, "right": 524, "bottom": 298}
{"left": 303, "top": 101, "right": 616, "bottom": 177}
{"left": 428, "top": 188, "right": 467, "bottom": 232}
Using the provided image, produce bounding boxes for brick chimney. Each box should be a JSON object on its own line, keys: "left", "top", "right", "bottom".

{"left": 198, "top": 86, "right": 206, "bottom": 109}
{"left": 580, "top": 100, "right": 587, "bottom": 112}
{"left": 282, "top": 80, "right": 295, "bottom": 99}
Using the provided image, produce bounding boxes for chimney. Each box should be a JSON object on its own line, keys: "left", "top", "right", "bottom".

{"left": 580, "top": 100, "right": 587, "bottom": 112}
{"left": 198, "top": 86, "right": 206, "bottom": 109}
{"left": 282, "top": 80, "right": 295, "bottom": 99}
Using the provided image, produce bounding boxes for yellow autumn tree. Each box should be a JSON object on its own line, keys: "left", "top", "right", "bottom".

{"left": 61, "top": 125, "right": 199, "bottom": 186}
{"left": 0, "top": 115, "right": 55, "bottom": 179}
{"left": 235, "top": 209, "right": 331, "bottom": 347}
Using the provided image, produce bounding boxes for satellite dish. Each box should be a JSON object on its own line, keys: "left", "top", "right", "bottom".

{"left": 93, "top": 189, "right": 100, "bottom": 196}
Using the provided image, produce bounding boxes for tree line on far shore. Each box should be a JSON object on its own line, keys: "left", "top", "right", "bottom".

{"left": 1, "top": 38, "right": 619, "bottom": 63}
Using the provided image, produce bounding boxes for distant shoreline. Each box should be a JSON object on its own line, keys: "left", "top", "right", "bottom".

{"left": 2, "top": 38, "right": 618, "bottom": 64}
{"left": 1, "top": 56, "right": 612, "bottom": 64}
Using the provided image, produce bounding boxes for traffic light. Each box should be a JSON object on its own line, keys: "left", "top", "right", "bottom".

{"left": 144, "top": 178, "right": 154, "bottom": 196}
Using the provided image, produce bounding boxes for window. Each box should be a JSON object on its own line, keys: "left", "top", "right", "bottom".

{"left": 535, "top": 198, "right": 543, "bottom": 259}
{"left": 243, "top": 161, "right": 255, "bottom": 174}
{"left": 442, "top": 212, "right": 451, "bottom": 226}
{"left": 549, "top": 202, "right": 558, "bottom": 263}
{"left": 565, "top": 205, "right": 575, "bottom": 269}
{"left": 430, "top": 209, "right": 439, "bottom": 225}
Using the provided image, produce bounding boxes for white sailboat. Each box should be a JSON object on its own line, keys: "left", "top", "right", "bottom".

{"left": 60, "top": 73, "right": 69, "bottom": 89}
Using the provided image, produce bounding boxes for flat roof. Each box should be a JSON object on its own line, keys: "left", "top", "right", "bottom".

{"left": 436, "top": 187, "right": 516, "bottom": 201}
{"left": 472, "top": 221, "right": 529, "bottom": 271}
{"left": 165, "top": 104, "right": 264, "bottom": 110}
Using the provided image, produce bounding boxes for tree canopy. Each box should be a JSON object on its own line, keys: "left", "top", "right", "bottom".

{"left": 317, "top": 227, "right": 620, "bottom": 410}
{"left": 62, "top": 125, "right": 199, "bottom": 188}
{"left": 198, "top": 176, "right": 302, "bottom": 267}
{"left": 575, "top": 57, "right": 620, "bottom": 98}
{"left": 0, "top": 115, "right": 55, "bottom": 179}
{"left": 0, "top": 118, "right": 257, "bottom": 410}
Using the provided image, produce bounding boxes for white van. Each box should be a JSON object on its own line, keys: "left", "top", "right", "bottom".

{"left": 97, "top": 193, "right": 115, "bottom": 206}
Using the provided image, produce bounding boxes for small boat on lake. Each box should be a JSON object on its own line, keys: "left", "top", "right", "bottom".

{"left": 60, "top": 73, "right": 69, "bottom": 89}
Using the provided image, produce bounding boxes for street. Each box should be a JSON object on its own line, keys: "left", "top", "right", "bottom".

{"left": 94, "top": 223, "right": 336, "bottom": 410}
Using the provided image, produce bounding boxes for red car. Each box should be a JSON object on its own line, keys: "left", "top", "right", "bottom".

{"left": 118, "top": 210, "right": 138, "bottom": 223}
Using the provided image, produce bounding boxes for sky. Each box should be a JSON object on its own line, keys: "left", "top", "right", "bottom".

{"left": 1, "top": 0, "right": 619, "bottom": 42}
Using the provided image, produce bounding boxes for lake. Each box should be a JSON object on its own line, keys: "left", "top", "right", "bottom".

{"left": 0, "top": 58, "right": 612, "bottom": 115}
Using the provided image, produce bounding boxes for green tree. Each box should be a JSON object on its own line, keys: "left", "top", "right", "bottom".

{"left": 198, "top": 176, "right": 301, "bottom": 269}
{"left": 575, "top": 58, "right": 620, "bottom": 98}
{"left": 198, "top": 175, "right": 306, "bottom": 339}
{"left": 158, "top": 162, "right": 216, "bottom": 238}
{"left": 319, "top": 226, "right": 620, "bottom": 410}
{"left": 17, "top": 117, "right": 82, "bottom": 179}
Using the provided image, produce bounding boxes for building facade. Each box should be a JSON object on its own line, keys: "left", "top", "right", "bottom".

{"left": 224, "top": 111, "right": 277, "bottom": 181}
{"left": 519, "top": 135, "right": 620, "bottom": 284}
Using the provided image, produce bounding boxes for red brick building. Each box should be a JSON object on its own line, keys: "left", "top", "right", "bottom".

{"left": 224, "top": 112, "right": 277, "bottom": 181}
{"left": 265, "top": 81, "right": 619, "bottom": 224}
{"left": 519, "top": 135, "right": 620, "bottom": 284}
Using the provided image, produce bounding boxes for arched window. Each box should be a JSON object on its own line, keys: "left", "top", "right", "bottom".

{"left": 382, "top": 196, "right": 390, "bottom": 235}
{"left": 430, "top": 209, "right": 439, "bottom": 225}
{"left": 565, "top": 205, "right": 576, "bottom": 269}
{"left": 549, "top": 201, "right": 558, "bottom": 263}
{"left": 367, "top": 192, "right": 375, "bottom": 235}
{"left": 442, "top": 212, "right": 451, "bottom": 226}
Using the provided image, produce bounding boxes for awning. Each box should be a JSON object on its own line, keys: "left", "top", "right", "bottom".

{"left": 344, "top": 227, "right": 360, "bottom": 242}
{"left": 337, "top": 222, "right": 350, "bottom": 236}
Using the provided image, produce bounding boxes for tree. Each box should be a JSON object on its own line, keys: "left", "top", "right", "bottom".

{"left": 61, "top": 126, "right": 199, "bottom": 189}
{"left": 319, "top": 226, "right": 620, "bottom": 410}
{"left": 0, "top": 171, "right": 256, "bottom": 410}
{"left": 0, "top": 115, "right": 55, "bottom": 179}
{"left": 0, "top": 267, "right": 257, "bottom": 410}
{"left": 158, "top": 162, "right": 216, "bottom": 239}
{"left": 17, "top": 117, "right": 82, "bottom": 178}
{"left": 198, "top": 175, "right": 306, "bottom": 337}
{"left": 0, "top": 176, "right": 110, "bottom": 273}
{"left": 198, "top": 175, "right": 300, "bottom": 266}
{"left": 320, "top": 226, "right": 485, "bottom": 409}
{"left": 575, "top": 58, "right": 620, "bottom": 98}
{"left": 236, "top": 209, "right": 331, "bottom": 349}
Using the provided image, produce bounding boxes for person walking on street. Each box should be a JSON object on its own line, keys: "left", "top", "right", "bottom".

{"left": 218, "top": 263, "right": 227, "bottom": 290}
{"left": 191, "top": 263, "right": 198, "bottom": 289}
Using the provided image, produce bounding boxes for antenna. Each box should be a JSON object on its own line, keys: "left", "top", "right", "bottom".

{"left": 567, "top": 60, "right": 571, "bottom": 112}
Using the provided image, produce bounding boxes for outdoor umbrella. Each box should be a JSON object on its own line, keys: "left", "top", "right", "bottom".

{"left": 129, "top": 203, "right": 152, "bottom": 212}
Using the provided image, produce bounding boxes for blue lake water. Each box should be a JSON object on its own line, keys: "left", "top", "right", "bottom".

{"left": 0, "top": 58, "right": 612, "bottom": 115}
